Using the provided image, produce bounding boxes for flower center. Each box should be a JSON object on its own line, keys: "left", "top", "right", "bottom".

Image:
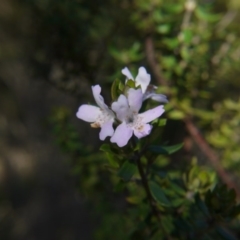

{"left": 91, "top": 109, "right": 113, "bottom": 128}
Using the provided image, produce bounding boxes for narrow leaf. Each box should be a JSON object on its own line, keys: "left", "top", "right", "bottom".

{"left": 216, "top": 227, "right": 238, "bottom": 240}
{"left": 111, "top": 79, "right": 120, "bottom": 100}
{"left": 118, "top": 161, "right": 137, "bottom": 181}
{"left": 100, "top": 143, "right": 111, "bottom": 152}
{"left": 149, "top": 181, "right": 171, "bottom": 206}
{"left": 100, "top": 143, "right": 119, "bottom": 167}
{"left": 148, "top": 143, "right": 183, "bottom": 155}
{"left": 106, "top": 153, "right": 119, "bottom": 168}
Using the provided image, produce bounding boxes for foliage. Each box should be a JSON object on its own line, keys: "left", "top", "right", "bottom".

{"left": 11, "top": 0, "right": 240, "bottom": 239}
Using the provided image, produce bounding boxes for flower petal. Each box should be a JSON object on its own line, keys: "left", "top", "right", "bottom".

{"left": 99, "top": 120, "right": 114, "bottom": 140}
{"left": 111, "top": 94, "right": 130, "bottom": 121}
{"left": 138, "top": 105, "right": 165, "bottom": 123}
{"left": 76, "top": 105, "right": 101, "bottom": 122}
{"left": 127, "top": 88, "right": 143, "bottom": 113}
{"left": 92, "top": 85, "right": 108, "bottom": 110}
{"left": 135, "top": 67, "right": 151, "bottom": 93}
{"left": 133, "top": 123, "right": 152, "bottom": 139}
{"left": 121, "top": 67, "right": 134, "bottom": 81}
{"left": 151, "top": 94, "right": 168, "bottom": 103}
{"left": 143, "top": 93, "right": 168, "bottom": 103}
{"left": 110, "top": 122, "right": 133, "bottom": 147}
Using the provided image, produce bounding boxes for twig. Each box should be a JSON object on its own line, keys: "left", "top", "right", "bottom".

{"left": 184, "top": 118, "right": 240, "bottom": 199}
{"left": 216, "top": 10, "right": 237, "bottom": 33}
{"left": 145, "top": 36, "right": 168, "bottom": 87}
{"left": 181, "top": 0, "right": 196, "bottom": 30}
{"left": 131, "top": 139, "right": 161, "bottom": 220}
{"left": 145, "top": 36, "right": 240, "bottom": 200}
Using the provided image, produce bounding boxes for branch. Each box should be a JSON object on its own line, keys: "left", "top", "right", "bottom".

{"left": 145, "top": 36, "right": 168, "bottom": 87}
{"left": 145, "top": 36, "right": 240, "bottom": 199}
{"left": 180, "top": 0, "right": 196, "bottom": 30}
{"left": 216, "top": 10, "right": 237, "bottom": 33}
{"left": 131, "top": 139, "right": 161, "bottom": 220}
{"left": 184, "top": 118, "right": 240, "bottom": 199}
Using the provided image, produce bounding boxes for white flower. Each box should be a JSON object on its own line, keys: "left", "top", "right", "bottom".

{"left": 143, "top": 85, "right": 168, "bottom": 103}
{"left": 122, "top": 66, "right": 150, "bottom": 93}
{"left": 110, "top": 88, "right": 165, "bottom": 147}
{"left": 121, "top": 66, "right": 168, "bottom": 103}
{"left": 76, "top": 85, "right": 115, "bottom": 140}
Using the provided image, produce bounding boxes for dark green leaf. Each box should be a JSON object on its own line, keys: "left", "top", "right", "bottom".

{"left": 117, "top": 161, "right": 137, "bottom": 181}
{"left": 100, "top": 143, "right": 111, "bottom": 153}
{"left": 162, "top": 215, "right": 174, "bottom": 233}
{"left": 126, "top": 79, "right": 135, "bottom": 88}
{"left": 149, "top": 181, "right": 171, "bottom": 206}
{"left": 156, "top": 24, "right": 171, "bottom": 34}
{"left": 105, "top": 152, "right": 119, "bottom": 168}
{"left": 111, "top": 79, "right": 120, "bottom": 100}
{"left": 162, "top": 38, "right": 179, "bottom": 50}
{"left": 148, "top": 143, "right": 183, "bottom": 155}
{"left": 100, "top": 144, "right": 119, "bottom": 167}
{"left": 216, "top": 227, "right": 238, "bottom": 240}
{"left": 195, "top": 7, "right": 221, "bottom": 22}
{"left": 158, "top": 118, "right": 167, "bottom": 127}
{"left": 195, "top": 193, "right": 210, "bottom": 217}
{"left": 118, "top": 81, "right": 125, "bottom": 91}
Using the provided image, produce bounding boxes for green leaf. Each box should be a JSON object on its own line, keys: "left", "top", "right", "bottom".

{"left": 111, "top": 79, "right": 120, "bottom": 100}
{"left": 149, "top": 181, "right": 171, "bottom": 207}
{"left": 168, "top": 110, "right": 185, "bottom": 119}
{"left": 162, "top": 38, "right": 179, "bottom": 50}
{"left": 118, "top": 81, "right": 125, "bottom": 91}
{"left": 180, "top": 47, "right": 190, "bottom": 60}
{"left": 182, "top": 29, "right": 193, "bottom": 44}
{"left": 148, "top": 143, "right": 183, "bottom": 155}
{"left": 105, "top": 152, "right": 119, "bottom": 168}
{"left": 156, "top": 24, "right": 171, "bottom": 34}
{"left": 216, "top": 227, "right": 238, "bottom": 240}
{"left": 161, "top": 215, "right": 174, "bottom": 233}
{"left": 99, "top": 143, "right": 111, "bottom": 153}
{"left": 164, "top": 4, "right": 183, "bottom": 13}
{"left": 158, "top": 118, "right": 167, "bottom": 127}
{"left": 195, "top": 193, "right": 210, "bottom": 217}
{"left": 151, "top": 118, "right": 167, "bottom": 126}
{"left": 161, "top": 56, "right": 177, "bottom": 69}
{"left": 100, "top": 144, "right": 119, "bottom": 167}
{"left": 170, "top": 182, "right": 186, "bottom": 197}
{"left": 230, "top": 205, "right": 240, "bottom": 218}
{"left": 195, "top": 7, "right": 221, "bottom": 22}
{"left": 117, "top": 161, "right": 137, "bottom": 181}
{"left": 126, "top": 79, "right": 135, "bottom": 88}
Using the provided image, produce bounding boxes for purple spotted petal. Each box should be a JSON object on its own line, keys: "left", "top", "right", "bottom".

{"left": 138, "top": 105, "right": 165, "bottom": 123}
{"left": 110, "top": 122, "right": 133, "bottom": 147}
{"left": 99, "top": 121, "right": 114, "bottom": 140}
{"left": 92, "top": 85, "right": 109, "bottom": 110}
{"left": 76, "top": 105, "right": 100, "bottom": 122}
{"left": 133, "top": 123, "right": 152, "bottom": 139}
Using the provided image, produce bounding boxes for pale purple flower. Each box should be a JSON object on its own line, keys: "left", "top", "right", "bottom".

{"left": 143, "top": 85, "right": 168, "bottom": 103}
{"left": 122, "top": 66, "right": 150, "bottom": 93}
{"left": 121, "top": 66, "right": 168, "bottom": 103}
{"left": 110, "top": 88, "right": 165, "bottom": 147}
{"left": 76, "top": 85, "right": 115, "bottom": 140}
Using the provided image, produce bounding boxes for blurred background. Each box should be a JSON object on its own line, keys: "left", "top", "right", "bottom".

{"left": 0, "top": 0, "right": 240, "bottom": 239}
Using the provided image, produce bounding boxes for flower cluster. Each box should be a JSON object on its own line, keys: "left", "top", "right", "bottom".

{"left": 76, "top": 67, "right": 167, "bottom": 147}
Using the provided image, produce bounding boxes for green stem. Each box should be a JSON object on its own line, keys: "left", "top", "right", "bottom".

{"left": 131, "top": 138, "right": 161, "bottom": 221}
